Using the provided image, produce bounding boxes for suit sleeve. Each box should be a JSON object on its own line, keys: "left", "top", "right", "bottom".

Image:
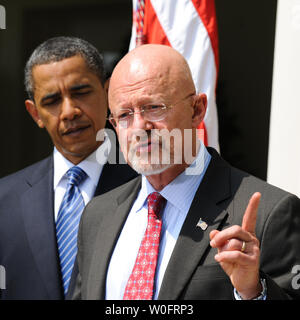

{"left": 71, "top": 260, "right": 82, "bottom": 300}
{"left": 71, "top": 212, "right": 84, "bottom": 300}
{"left": 259, "top": 194, "right": 300, "bottom": 299}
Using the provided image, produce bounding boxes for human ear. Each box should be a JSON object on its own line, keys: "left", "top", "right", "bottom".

{"left": 191, "top": 93, "right": 207, "bottom": 128}
{"left": 25, "top": 99, "right": 45, "bottom": 128}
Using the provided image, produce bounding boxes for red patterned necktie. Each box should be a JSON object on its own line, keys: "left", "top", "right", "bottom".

{"left": 123, "top": 192, "right": 166, "bottom": 300}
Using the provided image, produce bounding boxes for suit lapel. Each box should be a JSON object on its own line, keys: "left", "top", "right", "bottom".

{"left": 94, "top": 162, "right": 137, "bottom": 197}
{"left": 93, "top": 162, "right": 117, "bottom": 197}
{"left": 158, "top": 151, "right": 232, "bottom": 299}
{"left": 87, "top": 177, "right": 142, "bottom": 299}
{"left": 20, "top": 157, "right": 63, "bottom": 299}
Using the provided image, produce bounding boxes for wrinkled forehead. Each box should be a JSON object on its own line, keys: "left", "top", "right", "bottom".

{"left": 109, "top": 59, "right": 184, "bottom": 111}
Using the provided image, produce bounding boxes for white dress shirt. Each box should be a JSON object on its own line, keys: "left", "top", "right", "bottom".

{"left": 53, "top": 138, "right": 110, "bottom": 221}
{"left": 106, "top": 141, "right": 211, "bottom": 300}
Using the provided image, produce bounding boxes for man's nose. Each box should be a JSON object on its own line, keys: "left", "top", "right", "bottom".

{"left": 60, "top": 97, "right": 81, "bottom": 120}
{"left": 131, "top": 111, "right": 153, "bottom": 130}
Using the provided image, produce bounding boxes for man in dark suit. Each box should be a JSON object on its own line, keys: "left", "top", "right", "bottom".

{"left": 73, "top": 44, "right": 300, "bottom": 300}
{"left": 0, "top": 37, "right": 137, "bottom": 300}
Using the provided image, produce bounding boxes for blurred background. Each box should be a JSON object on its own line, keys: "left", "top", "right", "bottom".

{"left": 0, "top": 0, "right": 277, "bottom": 180}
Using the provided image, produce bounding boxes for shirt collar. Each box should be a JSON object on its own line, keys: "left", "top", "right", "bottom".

{"left": 53, "top": 136, "right": 111, "bottom": 190}
{"left": 135, "top": 140, "right": 211, "bottom": 213}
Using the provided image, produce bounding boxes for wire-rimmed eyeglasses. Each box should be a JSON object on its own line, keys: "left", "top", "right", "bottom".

{"left": 108, "top": 93, "right": 195, "bottom": 128}
{"left": 108, "top": 103, "right": 171, "bottom": 128}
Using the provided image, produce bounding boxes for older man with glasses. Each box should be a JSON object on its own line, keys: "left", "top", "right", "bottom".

{"left": 73, "top": 44, "right": 300, "bottom": 300}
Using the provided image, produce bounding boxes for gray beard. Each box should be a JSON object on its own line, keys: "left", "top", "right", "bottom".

{"left": 130, "top": 159, "right": 172, "bottom": 176}
{"left": 127, "top": 146, "right": 173, "bottom": 176}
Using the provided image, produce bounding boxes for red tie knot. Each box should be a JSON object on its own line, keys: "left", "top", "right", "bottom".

{"left": 147, "top": 192, "right": 166, "bottom": 219}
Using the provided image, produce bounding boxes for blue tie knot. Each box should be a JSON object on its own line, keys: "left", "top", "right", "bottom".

{"left": 67, "top": 166, "right": 87, "bottom": 186}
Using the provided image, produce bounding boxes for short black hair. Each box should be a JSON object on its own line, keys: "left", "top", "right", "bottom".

{"left": 24, "top": 36, "right": 106, "bottom": 100}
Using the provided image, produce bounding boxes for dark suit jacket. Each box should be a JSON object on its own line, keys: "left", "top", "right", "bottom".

{"left": 0, "top": 155, "right": 137, "bottom": 300}
{"left": 73, "top": 148, "right": 300, "bottom": 300}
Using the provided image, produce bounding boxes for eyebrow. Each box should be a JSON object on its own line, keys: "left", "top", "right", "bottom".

{"left": 69, "top": 84, "right": 92, "bottom": 92}
{"left": 40, "top": 84, "right": 93, "bottom": 105}
{"left": 40, "top": 92, "right": 60, "bottom": 105}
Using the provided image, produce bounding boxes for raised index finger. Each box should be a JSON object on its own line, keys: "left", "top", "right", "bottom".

{"left": 242, "top": 192, "right": 261, "bottom": 235}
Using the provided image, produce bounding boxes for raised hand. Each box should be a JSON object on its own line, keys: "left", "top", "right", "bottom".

{"left": 210, "top": 192, "right": 262, "bottom": 299}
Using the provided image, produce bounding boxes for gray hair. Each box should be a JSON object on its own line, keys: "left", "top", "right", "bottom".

{"left": 24, "top": 36, "right": 106, "bottom": 101}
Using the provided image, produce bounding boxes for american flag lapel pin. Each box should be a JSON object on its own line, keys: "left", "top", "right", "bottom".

{"left": 196, "top": 218, "right": 208, "bottom": 231}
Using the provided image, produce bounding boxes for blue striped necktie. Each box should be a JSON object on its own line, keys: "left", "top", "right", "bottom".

{"left": 56, "top": 166, "right": 87, "bottom": 296}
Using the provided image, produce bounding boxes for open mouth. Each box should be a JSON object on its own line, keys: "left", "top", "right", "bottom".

{"left": 63, "top": 125, "right": 91, "bottom": 136}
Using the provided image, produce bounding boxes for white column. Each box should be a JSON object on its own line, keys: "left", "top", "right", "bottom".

{"left": 267, "top": 0, "right": 300, "bottom": 197}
